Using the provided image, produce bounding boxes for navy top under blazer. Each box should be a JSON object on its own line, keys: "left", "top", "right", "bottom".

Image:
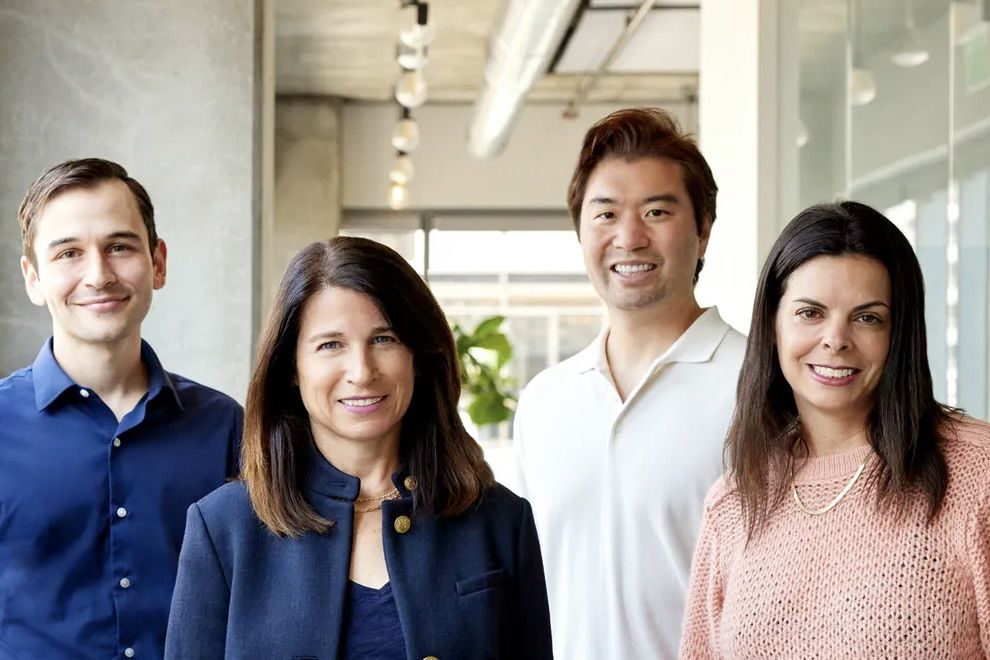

{"left": 164, "top": 450, "right": 553, "bottom": 660}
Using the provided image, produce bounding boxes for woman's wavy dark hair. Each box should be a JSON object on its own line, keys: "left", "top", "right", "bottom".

{"left": 243, "top": 236, "right": 495, "bottom": 537}
{"left": 727, "top": 200, "right": 955, "bottom": 538}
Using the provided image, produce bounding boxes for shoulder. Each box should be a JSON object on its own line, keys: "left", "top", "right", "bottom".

{"left": 940, "top": 415, "right": 990, "bottom": 503}
{"left": 167, "top": 373, "right": 243, "bottom": 414}
{"left": 713, "top": 318, "right": 748, "bottom": 361}
{"left": 193, "top": 480, "right": 256, "bottom": 528}
{"left": 0, "top": 366, "right": 32, "bottom": 396}
{"left": 517, "top": 346, "right": 594, "bottom": 407}
{"left": 471, "top": 483, "right": 534, "bottom": 525}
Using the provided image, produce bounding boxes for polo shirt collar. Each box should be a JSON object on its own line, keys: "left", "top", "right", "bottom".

{"left": 32, "top": 337, "right": 182, "bottom": 412}
{"left": 574, "top": 306, "right": 732, "bottom": 377}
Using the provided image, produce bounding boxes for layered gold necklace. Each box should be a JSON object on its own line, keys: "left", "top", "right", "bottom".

{"left": 353, "top": 487, "right": 400, "bottom": 514}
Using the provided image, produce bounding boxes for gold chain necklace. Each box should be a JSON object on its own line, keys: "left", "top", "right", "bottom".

{"left": 791, "top": 457, "right": 868, "bottom": 516}
{"left": 353, "top": 487, "right": 400, "bottom": 514}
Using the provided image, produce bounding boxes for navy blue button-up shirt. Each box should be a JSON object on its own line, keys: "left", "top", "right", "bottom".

{"left": 0, "top": 339, "right": 242, "bottom": 660}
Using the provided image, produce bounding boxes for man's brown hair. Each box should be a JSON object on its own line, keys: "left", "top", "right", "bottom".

{"left": 566, "top": 107, "right": 718, "bottom": 259}
{"left": 17, "top": 158, "right": 157, "bottom": 265}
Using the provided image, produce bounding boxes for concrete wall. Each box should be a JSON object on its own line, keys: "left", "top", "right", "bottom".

{"left": 268, "top": 96, "right": 343, "bottom": 315}
{"left": 0, "top": 1, "right": 265, "bottom": 401}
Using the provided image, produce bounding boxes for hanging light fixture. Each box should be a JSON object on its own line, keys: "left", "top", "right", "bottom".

{"left": 388, "top": 182, "right": 409, "bottom": 210}
{"left": 387, "top": 1, "right": 432, "bottom": 210}
{"left": 796, "top": 117, "right": 809, "bottom": 148}
{"left": 891, "top": 0, "right": 930, "bottom": 67}
{"left": 397, "top": 44, "right": 427, "bottom": 71}
{"left": 850, "top": 0, "right": 877, "bottom": 106}
{"left": 395, "top": 69, "right": 428, "bottom": 108}
{"left": 389, "top": 153, "right": 415, "bottom": 185}
{"left": 399, "top": 2, "right": 435, "bottom": 49}
{"left": 850, "top": 67, "right": 877, "bottom": 105}
{"left": 391, "top": 108, "right": 421, "bottom": 152}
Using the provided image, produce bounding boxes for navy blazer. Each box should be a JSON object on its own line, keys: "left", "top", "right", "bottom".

{"left": 164, "top": 452, "right": 553, "bottom": 659}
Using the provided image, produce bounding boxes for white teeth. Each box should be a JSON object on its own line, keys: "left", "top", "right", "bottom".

{"left": 341, "top": 396, "right": 384, "bottom": 407}
{"left": 613, "top": 263, "right": 655, "bottom": 274}
{"left": 813, "top": 366, "right": 854, "bottom": 379}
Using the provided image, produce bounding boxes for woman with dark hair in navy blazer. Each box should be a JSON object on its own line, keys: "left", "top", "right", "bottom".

{"left": 165, "top": 237, "right": 552, "bottom": 659}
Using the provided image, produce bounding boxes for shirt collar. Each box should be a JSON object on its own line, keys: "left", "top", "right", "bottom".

{"left": 302, "top": 445, "right": 414, "bottom": 502}
{"left": 574, "top": 306, "right": 732, "bottom": 377}
{"left": 31, "top": 337, "right": 183, "bottom": 412}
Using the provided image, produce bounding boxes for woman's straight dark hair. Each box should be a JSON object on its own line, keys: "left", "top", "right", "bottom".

{"left": 243, "top": 236, "right": 495, "bottom": 537}
{"left": 727, "top": 200, "right": 955, "bottom": 538}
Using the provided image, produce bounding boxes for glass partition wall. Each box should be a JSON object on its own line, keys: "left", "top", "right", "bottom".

{"left": 782, "top": 0, "right": 990, "bottom": 419}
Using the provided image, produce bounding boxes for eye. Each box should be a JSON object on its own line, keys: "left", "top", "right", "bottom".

{"left": 645, "top": 208, "right": 668, "bottom": 219}
{"left": 796, "top": 307, "right": 822, "bottom": 320}
{"left": 856, "top": 312, "right": 884, "bottom": 325}
{"left": 316, "top": 340, "right": 341, "bottom": 351}
{"left": 55, "top": 248, "right": 81, "bottom": 260}
{"left": 372, "top": 334, "right": 398, "bottom": 345}
{"left": 594, "top": 211, "right": 615, "bottom": 222}
{"left": 109, "top": 243, "right": 134, "bottom": 253}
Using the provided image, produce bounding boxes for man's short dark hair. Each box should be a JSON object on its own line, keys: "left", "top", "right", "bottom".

{"left": 17, "top": 158, "right": 157, "bottom": 265}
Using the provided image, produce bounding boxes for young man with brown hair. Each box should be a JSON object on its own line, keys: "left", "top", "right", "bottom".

{"left": 0, "top": 158, "right": 242, "bottom": 659}
{"left": 513, "top": 108, "right": 745, "bottom": 659}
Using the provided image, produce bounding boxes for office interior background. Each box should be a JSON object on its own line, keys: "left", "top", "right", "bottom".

{"left": 1, "top": 0, "right": 987, "bottom": 476}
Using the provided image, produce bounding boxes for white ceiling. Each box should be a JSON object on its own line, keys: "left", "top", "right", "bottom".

{"left": 275, "top": 1, "right": 700, "bottom": 103}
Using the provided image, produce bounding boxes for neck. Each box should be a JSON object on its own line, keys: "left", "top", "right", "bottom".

{"left": 797, "top": 405, "right": 871, "bottom": 457}
{"left": 313, "top": 430, "right": 401, "bottom": 498}
{"left": 604, "top": 297, "right": 704, "bottom": 399}
{"left": 51, "top": 330, "right": 148, "bottom": 404}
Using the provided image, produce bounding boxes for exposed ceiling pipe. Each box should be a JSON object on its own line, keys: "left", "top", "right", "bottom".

{"left": 467, "top": 0, "right": 583, "bottom": 159}
{"left": 562, "top": 0, "right": 656, "bottom": 118}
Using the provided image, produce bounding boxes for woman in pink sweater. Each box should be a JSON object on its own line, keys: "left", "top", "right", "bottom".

{"left": 680, "top": 201, "right": 990, "bottom": 658}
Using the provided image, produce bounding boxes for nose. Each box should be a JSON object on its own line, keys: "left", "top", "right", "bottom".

{"left": 82, "top": 252, "right": 117, "bottom": 290}
{"left": 821, "top": 319, "right": 852, "bottom": 353}
{"left": 612, "top": 214, "right": 649, "bottom": 252}
{"left": 345, "top": 346, "right": 378, "bottom": 386}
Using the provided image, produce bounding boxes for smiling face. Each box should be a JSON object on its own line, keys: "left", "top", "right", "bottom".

{"left": 294, "top": 286, "right": 415, "bottom": 452}
{"left": 578, "top": 156, "right": 710, "bottom": 315}
{"left": 20, "top": 180, "right": 166, "bottom": 351}
{"left": 774, "top": 254, "right": 892, "bottom": 425}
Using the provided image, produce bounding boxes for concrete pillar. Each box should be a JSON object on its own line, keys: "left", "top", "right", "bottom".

{"left": 268, "top": 96, "right": 342, "bottom": 314}
{"left": 696, "top": 0, "right": 781, "bottom": 333}
{"left": 0, "top": 0, "right": 269, "bottom": 401}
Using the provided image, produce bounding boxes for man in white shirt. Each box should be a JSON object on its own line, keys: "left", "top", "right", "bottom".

{"left": 513, "top": 108, "right": 745, "bottom": 659}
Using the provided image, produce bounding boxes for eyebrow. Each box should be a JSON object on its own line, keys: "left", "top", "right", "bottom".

{"left": 586, "top": 193, "right": 681, "bottom": 207}
{"left": 792, "top": 297, "right": 890, "bottom": 311}
{"left": 306, "top": 325, "right": 394, "bottom": 343}
{"left": 46, "top": 231, "right": 144, "bottom": 251}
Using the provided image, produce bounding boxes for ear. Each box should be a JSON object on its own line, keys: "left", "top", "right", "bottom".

{"left": 152, "top": 239, "right": 168, "bottom": 290}
{"left": 696, "top": 215, "right": 713, "bottom": 260}
{"left": 20, "top": 255, "right": 46, "bottom": 307}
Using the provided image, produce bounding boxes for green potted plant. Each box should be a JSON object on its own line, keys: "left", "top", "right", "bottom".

{"left": 452, "top": 315, "right": 516, "bottom": 426}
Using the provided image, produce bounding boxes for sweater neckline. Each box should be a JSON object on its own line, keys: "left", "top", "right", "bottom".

{"left": 793, "top": 443, "right": 874, "bottom": 484}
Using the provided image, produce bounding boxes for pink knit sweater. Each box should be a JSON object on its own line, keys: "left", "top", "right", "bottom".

{"left": 680, "top": 416, "right": 990, "bottom": 659}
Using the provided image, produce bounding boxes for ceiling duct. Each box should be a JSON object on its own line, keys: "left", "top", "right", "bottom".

{"left": 467, "top": 0, "right": 582, "bottom": 159}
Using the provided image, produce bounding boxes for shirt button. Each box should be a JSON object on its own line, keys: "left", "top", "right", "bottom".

{"left": 119, "top": 577, "right": 131, "bottom": 589}
{"left": 79, "top": 389, "right": 90, "bottom": 398}
{"left": 424, "top": 656, "right": 439, "bottom": 660}
{"left": 393, "top": 515, "right": 412, "bottom": 534}
{"left": 124, "top": 648, "right": 135, "bottom": 658}
{"left": 403, "top": 475, "right": 418, "bottom": 491}
{"left": 116, "top": 507, "right": 128, "bottom": 519}
{"left": 113, "top": 437, "right": 122, "bottom": 448}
